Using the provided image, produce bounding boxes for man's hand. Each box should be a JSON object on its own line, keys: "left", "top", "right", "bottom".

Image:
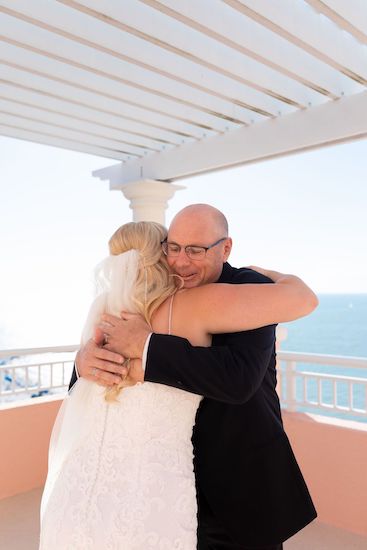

{"left": 76, "top": 328, "right": 128, "bottom": 387}
{"left": 100, "top": 312, "right": 151, "bottom": 359}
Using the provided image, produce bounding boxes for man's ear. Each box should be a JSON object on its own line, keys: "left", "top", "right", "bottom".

{"left": 223, "top": 237, "right": 232, "bottom": 261}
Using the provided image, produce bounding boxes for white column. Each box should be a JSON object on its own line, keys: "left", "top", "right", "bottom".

{"left": 117, "top": 179, "right": 185, "bottom": 225}
{"left": 93, "top": 162, "right": 185, "bottom": 225}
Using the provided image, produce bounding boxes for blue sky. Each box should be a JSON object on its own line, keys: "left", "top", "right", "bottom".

{"left": 0, "top": 135, "right": 366, "bottom": 348}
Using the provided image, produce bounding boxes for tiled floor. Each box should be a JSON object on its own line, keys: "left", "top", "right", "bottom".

{"left": 1, "top": 488, "right": 366, "bottom": 549}
{"left": 0, "top": 488, "right": 41, "bottom": 550}
{"left": 284, "top": 520, "right": 367, "bottom": 550}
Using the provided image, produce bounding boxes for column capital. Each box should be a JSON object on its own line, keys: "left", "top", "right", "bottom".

{"left": 115, "top": 179, "right": 185, "bottom": 225}
{"left": 93, "top": 159, "right": 185, "bottom": 224}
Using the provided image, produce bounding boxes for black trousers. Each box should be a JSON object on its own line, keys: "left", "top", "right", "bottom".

{"left": 197, "top": 490, "right": 283, "bottom": 550}
{"left": 198, "top": 528, "right": 282, "bottom": 550}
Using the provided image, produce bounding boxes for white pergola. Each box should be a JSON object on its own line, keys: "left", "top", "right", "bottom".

{"left": 1, "top": 0, "right": 366, "bottom": 222}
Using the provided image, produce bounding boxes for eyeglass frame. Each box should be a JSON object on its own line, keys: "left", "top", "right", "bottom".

{"left": 161, "top": 237, "right": 228, "bottom": 260}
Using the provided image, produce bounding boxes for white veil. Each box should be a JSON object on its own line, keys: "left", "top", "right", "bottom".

{"left": 41, "top": 250, "right": 141, "bottom": 523}
{"left": 81, "top": 249, "right": 141, "bottom": 344}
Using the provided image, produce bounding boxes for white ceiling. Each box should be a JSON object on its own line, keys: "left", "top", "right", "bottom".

{"left": 0, "top": 0, "right": 366, "bottom": 182}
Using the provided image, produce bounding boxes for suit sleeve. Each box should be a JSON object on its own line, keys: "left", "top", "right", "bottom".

{"left": 69, "top": 366, "right": 78, "bottom": 391}
{"left": 144, "top": 324, "right": 276, "bottom": 404}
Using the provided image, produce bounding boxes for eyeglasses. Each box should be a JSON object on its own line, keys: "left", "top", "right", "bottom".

{"left": 161, "top": 238, "right": 227, "bottom": 260}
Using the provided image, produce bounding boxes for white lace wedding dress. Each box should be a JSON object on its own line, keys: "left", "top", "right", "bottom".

{"left": 39, "top": 251, "right": 202, "bottom": 549}
{"left": 40, "top": 379, "right": 201, "bottom": 549}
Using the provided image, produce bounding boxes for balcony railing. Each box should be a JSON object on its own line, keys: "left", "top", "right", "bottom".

{"left": 0, "top": 345, "right": 77, "bottom": 402}
{"left": 1, "top": 346, "right": 367, "bottom": 420}
{"left": 277, "top": 351, "right": 367, "bottom": 420}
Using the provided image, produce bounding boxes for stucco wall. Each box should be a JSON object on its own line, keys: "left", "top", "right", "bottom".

{"left": 283, "top": 411, "right": 367, "bottom": 536}
{"left": 1, "top": 398, "right": 366, "bottom": 536}
{"left": 0, "top": 396, "right": 62, "bottom": 500}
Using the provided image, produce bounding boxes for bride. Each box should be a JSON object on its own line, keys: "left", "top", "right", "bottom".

{"left": 39, "top": 221, "right": 317, "bottom": 549}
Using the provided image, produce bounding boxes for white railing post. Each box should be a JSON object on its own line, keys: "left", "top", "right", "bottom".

{"left": 275, "top": 325, "right": 288, "bottom": 399}
{"left": 286, "top": 361, "right": 297, "bottom": 412}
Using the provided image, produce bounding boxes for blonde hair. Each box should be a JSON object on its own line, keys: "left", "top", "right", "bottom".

{"left": 105, "top": 221, "right": 177, "bottom": 401}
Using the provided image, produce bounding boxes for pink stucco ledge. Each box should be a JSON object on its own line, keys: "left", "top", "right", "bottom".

{"left": 0, "top": 396, "right": 62, "bottom": 500}
{"left": 283, "top": 411, "right": 367, "bottom": 537}
{"left": 0, "top": 397, "right": 366, "bottom": 536}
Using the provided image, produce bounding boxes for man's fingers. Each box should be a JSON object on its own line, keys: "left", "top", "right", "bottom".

{"left": 91, "top": 368, "right": 121, "bottom": 386}
{"left": 77, "top": 336, "right": 126, "bottom": 381}
{"left": 90, "top": 358, "right": 129, "bottom": 376}
{"left": 93, "top": 326, "right": 105, "bottom": 346}
{"left": 101, "top": 313, "right": 120, "bottom": 326}
{"left": 120, "top": 311, "right": 139, "bottom": 319}
{"left": 94, "top": 346, "right": 124, "bottom": 365}
{"left": 91, "top": 364, "right": 130, "bottom": 385}
{"left": 98, "top": 322, "right": 116, "bottom": 338}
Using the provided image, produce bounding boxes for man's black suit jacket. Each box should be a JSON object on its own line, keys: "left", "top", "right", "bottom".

{"left": 143, "top": 263, "right": 317, "bottom": 547}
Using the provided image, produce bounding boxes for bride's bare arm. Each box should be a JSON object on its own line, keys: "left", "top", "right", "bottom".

{"left": 183, "top": 268, "right": 318, "bottom": 334}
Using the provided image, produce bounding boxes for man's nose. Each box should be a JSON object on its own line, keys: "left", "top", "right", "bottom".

{"left": 173, "top": 248, "right": 192, "bottom": 266}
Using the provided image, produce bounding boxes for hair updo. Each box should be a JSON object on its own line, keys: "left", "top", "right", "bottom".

{"left": 105, "top": 221, "right": 177, "bottom": 402}
{"left": 108, "top": 221, "right": 177, "bottom": 325}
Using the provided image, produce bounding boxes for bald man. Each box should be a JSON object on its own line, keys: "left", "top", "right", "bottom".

{"left": 71, "top": 204, "right": 316, "bottom": 549}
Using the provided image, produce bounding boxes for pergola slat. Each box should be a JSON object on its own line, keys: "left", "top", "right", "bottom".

{"left": 306, "top": 0, "right": 367, "bottom": 44}
{"left": 0, "top": 40, "right": 243, "bottom": 133}
{"left": 0, "top": 38, "right": 262, "bottom": 129}
{"left": 60, "top": 0, "right": 328, "bottom": 108}
{"left": 225, "top": 0, "right": 367, "bottom": 85}
{"left": 0, "top": 125, "right": 130, "bottom": 160}
{"left": 0, "top": 0, "right": 365, "bottom": 173}
{"left": 0, "top": 2, "right": 292, "bottom": 117}
{"left": 142, "top": 0, "right": 361, "bottom": 99}
{"left": 0, "top": 82, "right": 187, "bottom": 145}
{"left": 0, "top": 112, "right": 147, "bottom": 156}
{"left": 0, "top": 63, "right": 216, "bottom": 139}
{"left": 0, "top": 97, "right": 168, "bottom": 152}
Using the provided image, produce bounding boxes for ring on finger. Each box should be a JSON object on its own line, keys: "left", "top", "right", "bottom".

{"left": 91, "top": 367, "right": 98, "bottom": 377}
{"left": 122, "top": 357, "right": 130, "bottom": 368}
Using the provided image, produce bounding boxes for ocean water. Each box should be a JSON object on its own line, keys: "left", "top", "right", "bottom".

{"left": 281, "top": 294, "right": 367, "bottom": 358}
{"left": 279, "top": 294, "right": 367, "bottom": 422}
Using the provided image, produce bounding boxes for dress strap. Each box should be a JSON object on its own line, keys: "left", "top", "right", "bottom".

{"left": 168, "top": 293, "right": 175, "bottom": 335}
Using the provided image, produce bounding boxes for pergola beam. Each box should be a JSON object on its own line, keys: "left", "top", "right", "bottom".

{"left": 94, "top": 91, "right": 367, "bottom": 184}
